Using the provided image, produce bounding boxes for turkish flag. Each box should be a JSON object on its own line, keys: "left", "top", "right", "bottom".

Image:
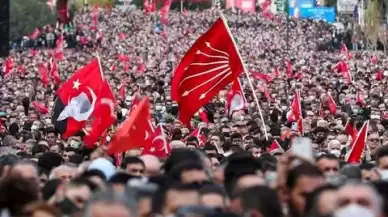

{"left": 83, "top": 80, "right": 117, "bottom": 147}
{"left": 51, "top": 58, "right": 104, "bottom": 138}
{"left": 268, "top": 139, "right": 284, "bottom": 154}
{"left": 55, "top": 35, "right": 64, "bottom": 60}
{"left": 107, "top": 97, "right": 151, "bottom": 155}
{"left": 171, "top": 17, "right": 244, "bottom": 125}
{"left": 32, "top": 101, "right": 49, "bottom": 114}
{"left": 226, "top": 79, "right": 246, "bottom": 116}
{"left": 39, "top": 63, "right": 50, "bottom": 87}
{"left": 376, "top": 69, "right": 383, "bottom": 81}
{"left": 346, "top": 121, "right": 369, "bottom": 164}
{"left": 49, "top": 58, "right": 61, "bottom": 85}
{"left": 286, "top": 60, "right": 293, "bottom": 78}
{"left": 3, "top": 57, "right": 13, "bottom": 76}
{"left": 327, "top": 94, "right": 337, "bottom": 115}
{"left": 142, "top": 125, "right": 170, "bottom": 158}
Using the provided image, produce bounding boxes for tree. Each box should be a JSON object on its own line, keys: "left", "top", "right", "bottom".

{"left": 364, "top": 0, "right": 381, "bottom": 50}
{"left": 10, "top": 0, "right": 57, "bottom": 40}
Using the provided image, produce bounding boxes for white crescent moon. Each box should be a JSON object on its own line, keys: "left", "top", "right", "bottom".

{"left": 78, "top": 87, "right": 97, "bottom": 120}
{"left": 101, "top": 98, "right": 115, "bottom": 118}
{"left": 145, "top": 131, "right": 149, "bottom": 140}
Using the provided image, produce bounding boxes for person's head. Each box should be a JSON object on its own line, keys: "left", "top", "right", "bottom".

{"left": 61, "top": 177, "right": 98, "bottom": 212}
{"left": 304, "top": 184, "right": 338, "bottom": 217}
{"left": 327, "top": 140, "right": 341, "bottom": 157}
{"left": 49, "top": 142, "right": 65, "bottom": 155}
{"left": 239, "top": 186, "right": 283, "bottom": 217}
{"left": 199, "top": 184, "right": 227, "bottom": 209}
{"left": 359, "top": 163, "right": 375, "bottom": 182}
{"left": 121, "top": 156, "right": 145, "bottom": 176}
{"left": 210, "top": 132, "right": 224, "bottom": 148}
{"left": 63, "top": 147, "right": 76, "bottom": 163}
{"left": 286, "top": 163, "right": 324, "bottom": 217}
{"left": 139, "top": 154, "right": 161, "bottom": 177}
{"left": 156, "top": 183, "right": 200, "bottom": 217}
{"left": 0, "top": 174, "right": 40, "bottom": 216}
{"left": 316, "top": 154, "right": 340, "bottom": 177}
{"left": 45, "top": 127, "right": 58, "bottom": 146}
{"left": 367, "top": 132, "right": 381, "bottom": 152}
{"left": 10, "top": 160, "right": 39, "bottom": 181}
{"left": 49, "top": 165, "right": 74, "bottom": 183}
{"left": 334, "top": 182, "right": 383, "bottom": 217}
{"left": 168, "top": 161, "right": 208, "bottom": 184}
{"left": 84, "top": 190, "right": 137, "bottom": 217}
{"left": 376, "top": 146, "right": 388, "bottom": 180}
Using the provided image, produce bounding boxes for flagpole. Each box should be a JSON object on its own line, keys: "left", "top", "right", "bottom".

{"left": 158, "top": 123, "right": 169, "bottom": 154}
{"left": 96, "top": 52, "right": 105, "bottom": 79}
{"left": 218, "top": 13, "right": 268, "bottom": 140}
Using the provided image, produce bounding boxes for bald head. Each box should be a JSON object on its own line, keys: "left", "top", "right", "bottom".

{"left": 139, "top": 155, "right": 161, "bottom": 177}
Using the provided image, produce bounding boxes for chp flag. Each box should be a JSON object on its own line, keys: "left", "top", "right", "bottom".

{"left": 171, "top": 17, "right": 245, "bottom": 125}
{"left": 52, "top": 58, "right": 104, "bottom": 138}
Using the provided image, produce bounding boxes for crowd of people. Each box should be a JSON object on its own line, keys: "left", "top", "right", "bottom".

{"left": 0, "top": 4, "right": 388, "bottom": 217}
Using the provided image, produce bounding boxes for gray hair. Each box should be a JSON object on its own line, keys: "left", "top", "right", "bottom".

{"left": 340, "top": 181, "right": 383, "bottom": 216}
{"left": 83, "top": 189, "right": 137, "bottom": 217}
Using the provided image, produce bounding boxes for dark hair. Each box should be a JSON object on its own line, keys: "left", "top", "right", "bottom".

{"left": 163, "top": 149, "right": 200, "bottom": 173}
{"left": 376, "top": 146, "right": 388, "bottom": 166}
{"left": 108, "top": 172, "right": 140, "bottom": 185}
{"left": 239, "top": 186, "right": 283, "bottom": 217}
{"left": 199, "top": 184, "right": 227, "bottom": 197}
{"left": 69, "top": 177, "right": 98, "bottom": 192}
{"left": 120, "top": 156, "right": 145, "bottom": 170}
{"left": 359, "top": 163, "right": 375, "bottom": 171}
{"left": 45, "top": 127, "right": 58, "bottom": 137}
{"left": 0, "top": 174, "right": 39, "bottom": 216}
{"left": 168, "top": 161, "right": 204, "bottom": 182}
{"left": 286, "top": 163, "right": 323, "bottom": 189}
{"left": 42, "top": 179, "right": 62, "bottom": 201}
{"left": 304, "top": 184, "right": 338, "bottom": 217}
{"left": 81, "top": 169, "right": 107, "bottom": 181}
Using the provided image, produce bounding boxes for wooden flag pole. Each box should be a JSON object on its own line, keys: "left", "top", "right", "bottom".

{"left": 218, "top": 13, "right": 268, "bottom": 140}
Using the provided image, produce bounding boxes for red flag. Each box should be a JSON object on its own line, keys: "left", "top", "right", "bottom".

{"left": 251, "top": 71, "right": 272, "bottom": 83}
{"left": 142, "top": 125, "right": 171, "bottom": 158}
{"left": 39, "top": 63, "right": 49, "bottom": 87}
{"left": 199, "top": 108, "right": 210, "bottom": 124}
{"left": 118, "top": 32, "right": 127, "bottom": 40}
{"left": 49, "top": 59, "right": 61, "bottom": 85}
{"left": 160, "top": 0, "right": 171, "bottom": 24}
{"left": 129, "top": 93, "right": 141, "bottom": 115}
{"left": 184, "top": 127, "right": 207, "bottom": 147}
{"left": 30, "top": 28, "right": 40, "bottom": 40}
{"left": 287, "top": 90, "right": 303, "bottom": 135}
{"left": 32, "top": 101, "right": 49, "bottom": 114}
{"left": 346, "top": 121, "right": 369, "bottom": 164}
{"left": 226, "top": 79, "right": 246, "bottom": 115}
{"left": 171, "top": 17, "right": 244, "bottom": 125}
{"left": 118, "top": 80, "right": 130, "bottom": 99}
{"left": 118, "top": 54, "right": 130, "bottom": 62}
{"left": 83, "top": 81, "right": 117, "bottom": 147}
{"left": 376, "top": 69, "right": 383, "bottom": 81}
{"left": 327, "top": 94, "right": 337, "bottom": 115}
{"left": 286, "top": 60, "right": 293, "bottom": 78}
{"left": 3, "top": 57, "right": 13, "bottom": 76}
{"left": 110, "top": 64, "right": 117, "bottom": 72}
{"left": 52, "top": 58, "right": 104, "bottom": 138}
{"left": 55, "top": 35, "right": 64, "bottom": 60}
{"left": 268, "top": 139, "right": 284, "bottom": 154}
{"left": 107, "top": 97, "right": 151, "bottom": 154}
{"left": 258, "top": 84, "right": 271, "bottom": 102}
{"left": 340, "top": 44, "right": 352, "bottom": 60}
{"left": 356, "top": 91, "right": 365, "bottom": 106}
{"left": 136, "top": 63, "right": 146, "bottom": 74}
{"left": 30, "top": 48, "right": 38, "bottom": 57}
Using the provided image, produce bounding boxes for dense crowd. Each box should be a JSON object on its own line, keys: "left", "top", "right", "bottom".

{"left": 1, "top": 5, "right": 388, "bottom": 217}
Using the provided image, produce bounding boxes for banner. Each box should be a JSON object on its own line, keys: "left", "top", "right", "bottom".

{"left": 337, "top": 0, "right": 358, "bottom": 13}
{"left": 288, "top": 7, "right": 336, "bottom": 23}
